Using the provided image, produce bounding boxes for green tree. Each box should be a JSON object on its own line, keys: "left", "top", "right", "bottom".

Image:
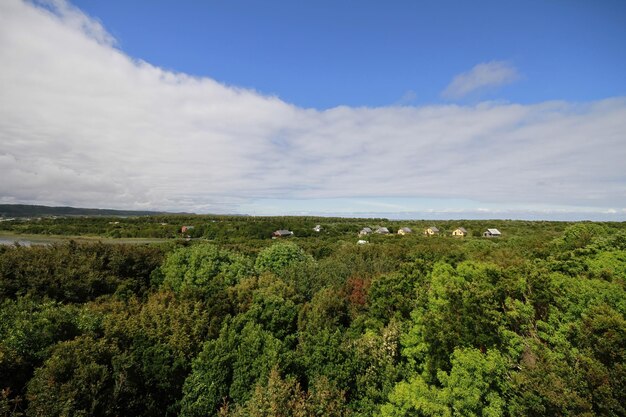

{"left": 100, "top": 291, "right": 211, "bottom": 416}
{"left": 349, "top": 321, "right": 403, "bottom": 415}
{"left": 26, "top": 336, "right": 119, "bottom": 417}
{"left": 231, "top": 275, "right": 300, "bottom": 341}
{"left": 180, "top": 320, "right": 284, "bottom": 417}
{"left": 572, "top": 304, "right": 626, "bottom": 415}
{"left": 296, "top": 288, "right": 355, "bottom": 396}
{"left": 402, "top": 261, "right": 505, "bottom": 377}
{"left": 0, "top": 299, "right": 83, "bottom": 403}
{"left": 220, "top": 366, "right": 349, "bottom": 417}
{"left": 160, "top": 244, "right": 252, "bottom": 295}
{"left": 255, "top": 243, "right": 314, "bottom": 277}
{"left": 555, "top": 223, "right": 607, "bottom": 251}
{"left": 367, "top": 270, "right": 420, "bottom": 326}
{"left": 382, "top": 348, "right": 508, "bottom": 417}
{"left": 507, "top": 342, "right": 593, "bottom": 417}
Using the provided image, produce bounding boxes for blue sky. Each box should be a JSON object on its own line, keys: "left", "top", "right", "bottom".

{"left": 70, "top": 0, "right": 626, "bottom": 108}
{"left": 1, "top": 0, "right": 625, "bottom": 219}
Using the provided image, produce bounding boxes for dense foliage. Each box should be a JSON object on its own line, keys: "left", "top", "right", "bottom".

{"left": 1, "top": 218, "right": 625, "bottom": 416}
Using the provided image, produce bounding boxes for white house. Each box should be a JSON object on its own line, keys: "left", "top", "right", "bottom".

{"left": 424, "top": 226, "right": 440, "bottom": 236}
{"left": 483, "top": 228, "right": 501, "bottom": 238}
{"left": 272, "top": 229, "right": 294, "bottom": 238}
{"left": 359, "top": 227, "right": 373, "bottom": 236}
{"left": 452, "top": 227, "right": 468, "bottom": 237}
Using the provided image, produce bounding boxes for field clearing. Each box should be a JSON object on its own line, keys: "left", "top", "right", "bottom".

{"left": 0, "top": 232, "right": 173, "bottom": 246}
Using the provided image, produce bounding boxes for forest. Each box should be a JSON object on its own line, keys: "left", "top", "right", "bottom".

{"left": 0, "top": 216, "right": 625, "bottom": 416}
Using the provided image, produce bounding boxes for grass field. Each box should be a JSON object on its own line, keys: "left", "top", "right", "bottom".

{"left": 0, "top": 232, "right": 173, "bottom": 245}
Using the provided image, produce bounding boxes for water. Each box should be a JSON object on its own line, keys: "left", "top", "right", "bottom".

{"left": 0, "top": 235, "right": 169, "bottom": 246}
{"left": 0, "top": 238, "right": 33, "bottom": 246}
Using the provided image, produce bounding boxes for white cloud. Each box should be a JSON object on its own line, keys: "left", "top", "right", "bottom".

{"left": 33, "top": 0, "right": 116, "bottom": 46}
{"left": 442, "top": 61, "right": 520, "bottom": 99}
{"left": 0, "top": 0, "right": 625, "bottom": 215}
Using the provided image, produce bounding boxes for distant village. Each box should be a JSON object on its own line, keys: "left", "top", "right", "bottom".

{"left": 179, "top": 224, "right": 503, "bottom": 241}
{"left": 353, "top": 225, "right": 501, "bottom": 240}
{"left": 264, "top": 225, "right": 502, "bottom": 242}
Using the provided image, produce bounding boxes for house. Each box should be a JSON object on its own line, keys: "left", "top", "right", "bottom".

{"left": 181, "top": 225, "right": 195, "bottom": 233}
{"left": 424, "top": 226, "right": 440, "bottom": 236}
{"left": 272, "top": 229, "right": 294, "bottom": 238}
{"left": 483, "top": 228, "right": 501, "bottom": 238}
{"left": 375, "top": 227, "right": 390, "bottom": 234}
{"left": 452, "top": 227, "right": 468, "bottom": 237}
{"left": 357, "top": 240, "right": 368, "bottom": 245}
{"left": 398, "top": 227, "right": 413, "bottom": 235}
{"left": 313, "top": 225, "right": 322, "bottom": 232}
{"left": 359, "top": 227, "right": 373, "bottom": 236}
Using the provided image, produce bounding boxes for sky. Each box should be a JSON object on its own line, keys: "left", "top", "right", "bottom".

{"left": 1, "top": 0, "right": 625, "bottom": 220}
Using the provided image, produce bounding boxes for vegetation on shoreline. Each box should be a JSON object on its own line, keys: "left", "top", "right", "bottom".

{"left": 1, "top": 217, "right": 625, "bottom": 416}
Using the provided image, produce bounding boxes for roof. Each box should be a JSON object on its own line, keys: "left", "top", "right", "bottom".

{"left": 428, "top": 226, "right": 439, "bottom": 232}
{"left": 399, "top": 227, "right": 412, "bottom": 232}
{"left": 361, "top": 227, "right": 372, "bottom": 233}
{"left": 456, "top": 227, "right": 467, "bottom": 233}
{"left": 274, "top": 229, "right": 293, "bottom": 236}
{"left": 486, "top": 228, "right": 501, "bottom": 235}
{"left": 376, "top": 227, "right": 390, "bottom": 234}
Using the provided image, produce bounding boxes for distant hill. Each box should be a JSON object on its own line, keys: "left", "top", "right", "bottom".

{"left": 0, "top": 204, "right": 191, "bottom": 218}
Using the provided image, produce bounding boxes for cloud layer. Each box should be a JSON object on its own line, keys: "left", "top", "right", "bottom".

{"left": 1, "top": 0, "right": 625, "bottom": 215}
{"left": 442, "top": 61, "right": 520, "bottom": 99}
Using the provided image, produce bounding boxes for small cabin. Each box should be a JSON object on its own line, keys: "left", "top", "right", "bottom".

{"left": 272, "top": 229, "right": 294, "bottom": 238}
{"left": 375, "top": 227, "right": 390, "bottom": 234}
{"left": 424, "top": 226, "right": 440, "bottom": 236}
{"left": 452, "top": 227, "right": 468, "bottom": 237}
{"left": 359, "top": 227, "right": 373, "bottom": 236}
{"left": 483, "top": 228, "right": 501, "bottom": 238}
{"left": 398, "top": 227, "right": 413, "bottom": 235}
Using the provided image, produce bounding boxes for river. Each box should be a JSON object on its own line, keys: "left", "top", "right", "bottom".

{"left": 0, "top": 237, "right": 35, "bottom": 246}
